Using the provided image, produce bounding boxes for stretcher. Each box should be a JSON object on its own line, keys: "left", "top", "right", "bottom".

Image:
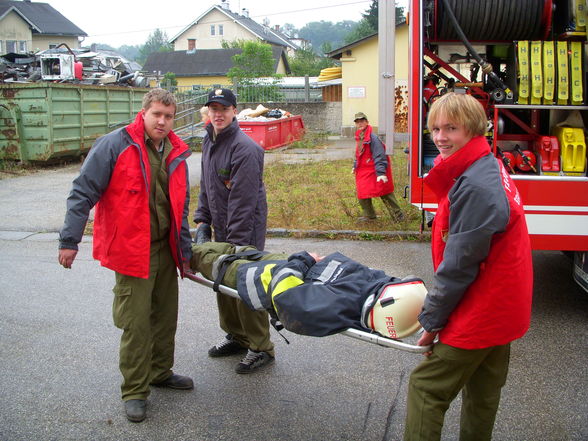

{"left": 185, "top": 272, "right": 432, "bottom": 354}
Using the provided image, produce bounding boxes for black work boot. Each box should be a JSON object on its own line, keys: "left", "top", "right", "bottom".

{"left": 194, "top": 223, "right": 212, "bottom": 244}
{"left": 124, "top": 399, "right": 146, "bottom": 423}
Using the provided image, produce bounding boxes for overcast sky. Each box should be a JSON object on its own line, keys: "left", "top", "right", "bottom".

{"left": 46, "top": 0, "right": 408, "bottom": 47}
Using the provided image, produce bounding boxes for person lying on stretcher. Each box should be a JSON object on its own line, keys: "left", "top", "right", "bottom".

{"left": 189, "top": 238, "right": 427, "bottom": 340}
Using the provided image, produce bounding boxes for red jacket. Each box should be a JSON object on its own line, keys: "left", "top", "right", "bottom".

{"left": 354, "top": 125, "right": 394, "bottom": 199}
{"left": 60, "top": 112, "right": 192, "bottom": 279}
{"left": 421, "top": 136, "right": 533, "bottom": 349}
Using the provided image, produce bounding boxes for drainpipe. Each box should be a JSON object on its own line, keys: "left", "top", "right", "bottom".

{"left": 378, "top": 0, "right": 396, "bottom": 153}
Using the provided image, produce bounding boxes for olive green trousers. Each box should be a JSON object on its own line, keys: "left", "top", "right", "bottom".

{"left": 191, "top": 242, "right": 283, "bottom": 356}
{"left": 359, "top": 192, "right": 402, "bottom": 219}
{"left": 112, "top": 241, "right": 178, "bottom": 401}
{"left": 404, "top": 342, "right": 510, "bottom": 441}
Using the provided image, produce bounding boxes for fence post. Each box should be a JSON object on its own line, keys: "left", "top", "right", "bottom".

{"left": 304, "top": 75, "right": 310, "bottom": 102}
{"left": 232, "top": 81, "right": 239, "bottom": 103}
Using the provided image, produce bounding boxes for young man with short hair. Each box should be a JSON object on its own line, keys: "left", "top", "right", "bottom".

{"left": 58, "top": 88, "right": 194, "bottom": 423}
{"left": 194, "top": 88, "right": 274, "bottom": 374}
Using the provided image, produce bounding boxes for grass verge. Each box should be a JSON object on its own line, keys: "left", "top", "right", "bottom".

{"left": 188, "top": 148, "right": 426, "bottom": 240}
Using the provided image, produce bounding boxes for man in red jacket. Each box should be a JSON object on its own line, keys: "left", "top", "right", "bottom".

{"left": 404, "top": 93, "right": 533, "bottom": 441}
{"left": 352, "top": 112, "right": 403, "bottom": 222}
{"left": 58, "top": 89, "right": 194, "bottom": 423}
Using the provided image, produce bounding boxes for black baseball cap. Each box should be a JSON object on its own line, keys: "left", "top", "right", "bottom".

{"left": 206, "top": 88, "right": 237, "bottom": 107}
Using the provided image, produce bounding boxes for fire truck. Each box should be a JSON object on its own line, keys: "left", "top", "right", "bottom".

{"left": 405, "top": 0, "right": 588, "bottom": 291}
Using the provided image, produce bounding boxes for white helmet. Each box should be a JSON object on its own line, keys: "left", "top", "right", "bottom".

{"left": 361, "top": 278, "right": 427, "bottom": 339}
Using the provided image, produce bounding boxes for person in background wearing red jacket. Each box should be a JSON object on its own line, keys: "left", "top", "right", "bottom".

{"left": 352, "top": 112, "right": 403, "bottom": 222}
{"left": 404, "top": 93, "right": 533, "bottom": 441}
{"left": 58, "top": 89, "right": 194, "bottom": 423}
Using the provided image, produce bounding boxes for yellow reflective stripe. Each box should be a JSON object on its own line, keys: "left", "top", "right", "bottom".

{"left": 530, "top": 40, "right": 542, "bottom": 104}
{"left": 260, "top": 263, "right": 276, "bottom": 293}
{"left": 570, "top": 41, "right": 583, "bottom": 105}
{"left": 576, "top": 0, "right": 586, "bottom": 30}
{"left": 557, "top": 41, "right": 569, "bottom": 104}
{"left": 518, "top": 41, "right": 529, "bottom": 103}
{"left": 271, "top": 275, "right": 304, "bottom": 309}
{"left": 543, "top": 41, "right": 555, "bottom": 103}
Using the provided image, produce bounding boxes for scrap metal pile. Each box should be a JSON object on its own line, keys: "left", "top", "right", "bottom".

{"left": 0, "top": 44, "right": 147, "bottom": 87}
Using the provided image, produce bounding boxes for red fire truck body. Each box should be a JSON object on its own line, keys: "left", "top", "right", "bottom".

{"left": 406, "top": 0, "right": 588, "bottom": 288}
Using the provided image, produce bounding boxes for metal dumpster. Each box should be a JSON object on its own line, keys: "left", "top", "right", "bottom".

{"left": 0, "top": 83, "right": 148, "bottom": 162}
{"left": 239, "top": 115, "right": 305, "bottom": 150}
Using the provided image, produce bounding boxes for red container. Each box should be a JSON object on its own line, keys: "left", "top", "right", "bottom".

{"left": 239, "top": 115, "right": 305, "bottom": 150}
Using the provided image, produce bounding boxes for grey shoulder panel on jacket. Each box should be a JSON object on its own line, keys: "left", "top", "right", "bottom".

{"left": 449, "top": 153, "right": 510, "bottom": 234}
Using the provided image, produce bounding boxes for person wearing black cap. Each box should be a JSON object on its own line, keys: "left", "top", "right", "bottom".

{"left": 352, "top": 112, "right": 403, "bottom": 222}
{"left": 193, "top": 88, "right": 274, "bottom": 374}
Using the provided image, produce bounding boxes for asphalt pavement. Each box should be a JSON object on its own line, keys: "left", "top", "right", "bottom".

{"left": 1, "top": 139, "right": 587, "bottom": 440}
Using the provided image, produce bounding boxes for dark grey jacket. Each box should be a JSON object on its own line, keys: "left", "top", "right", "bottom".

{"left": 235, "top": 251, "right": 399, "bottom": 336}
{"left": 194, "top": 118, "right": 267, "bottom": 250}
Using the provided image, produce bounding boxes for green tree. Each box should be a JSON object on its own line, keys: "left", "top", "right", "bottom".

{"left": 138, "top": 28, "right": 172, "bottom": 64}
{"left": 343, "top": 19, "right": 376, "bottom": 45}
{"left": 288, "top": 47, "right": 336, "bottom": 76}
{"left": 342, "top": 1, "right": 407, "bottom": 45}
{"left": 362, "top": 0, "right": 406, "bottom": 28}
{"left": 226, "top": 40, "right": 283, "bottom": 102}
{"left": 298, "top": 20, "right": 357, "bottom": 54}
{"left": 117, "top": 44, "right": 141, "bottom": 62}
{"left": 162, "top": 72, "right": 177, "bottom": 90}
{"left": 281, "top": 23, "right": 298, "bottom": 37}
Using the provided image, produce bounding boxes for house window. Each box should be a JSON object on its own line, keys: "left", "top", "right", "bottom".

{"left": 49, "top": 44, "right": 58, "bottom": 49}
{"left": 188, "top": 39, "right": 196, "bottom": 50}
{"left": 0, "top": 41, "right": 3, "bottom": 54}
{"left": 18, "top": 41, "right": 27, "bottom": 53}
{"left": 6, "top": 40, "right": 16, "bottom": 53}
{"left": 218, "top": 25, "right": 224, "bottom": 36}
{"left": 210, "top": 25, "right": 215, "bottom": 36}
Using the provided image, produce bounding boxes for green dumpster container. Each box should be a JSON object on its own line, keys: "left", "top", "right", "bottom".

{"left": 0, "top": 83, "right": 148, "bottom": 162}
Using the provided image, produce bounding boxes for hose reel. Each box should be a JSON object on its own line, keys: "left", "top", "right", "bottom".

{"left": 435, "top": 0, "right": 550, "bottom": 42}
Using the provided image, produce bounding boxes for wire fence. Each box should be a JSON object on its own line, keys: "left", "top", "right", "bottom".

{"left": 109, "top": 79, "right": 330, "bottom": 142}
{"left": 170, "top": 80, "right": 325, "bottom": 104}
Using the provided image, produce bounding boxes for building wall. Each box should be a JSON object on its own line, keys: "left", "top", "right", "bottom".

{"left": 0, "top": 11, "right": 32, "bottom": 53}
{"left": 31, "top": 35, "right": 81, "bottom": 51}
{"left": 149, "top": 75, "right": 229, "bottom": 88}
{"left": 339, "top": 25, "right": 409, "bottom": 135}
{"left": 173, "top": 9, "right": 256, "bottom": 51}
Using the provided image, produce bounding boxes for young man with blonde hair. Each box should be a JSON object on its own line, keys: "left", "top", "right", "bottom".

{"left": 404, "top": 93, "right": 533, "bottom": 440}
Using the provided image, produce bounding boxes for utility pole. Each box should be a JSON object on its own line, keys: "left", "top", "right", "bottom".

{"left": 378, "top": 0, "right": 396, "bottom": 153}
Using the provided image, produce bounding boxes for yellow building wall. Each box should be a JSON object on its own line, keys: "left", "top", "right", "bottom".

{"left": 0, "top": 11, "right": 32, "bottom": 52}
{"left": 149, "top": 76, "right": 229, "bottom": 88}
{"left": 173, "top": 9, "right": 257, "bottom": 50}
{"left": 31, "top": 35, "right": 81, "bottom": 51}
{"left": 340, "top": 25, "right": 409, "bottom": 134}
